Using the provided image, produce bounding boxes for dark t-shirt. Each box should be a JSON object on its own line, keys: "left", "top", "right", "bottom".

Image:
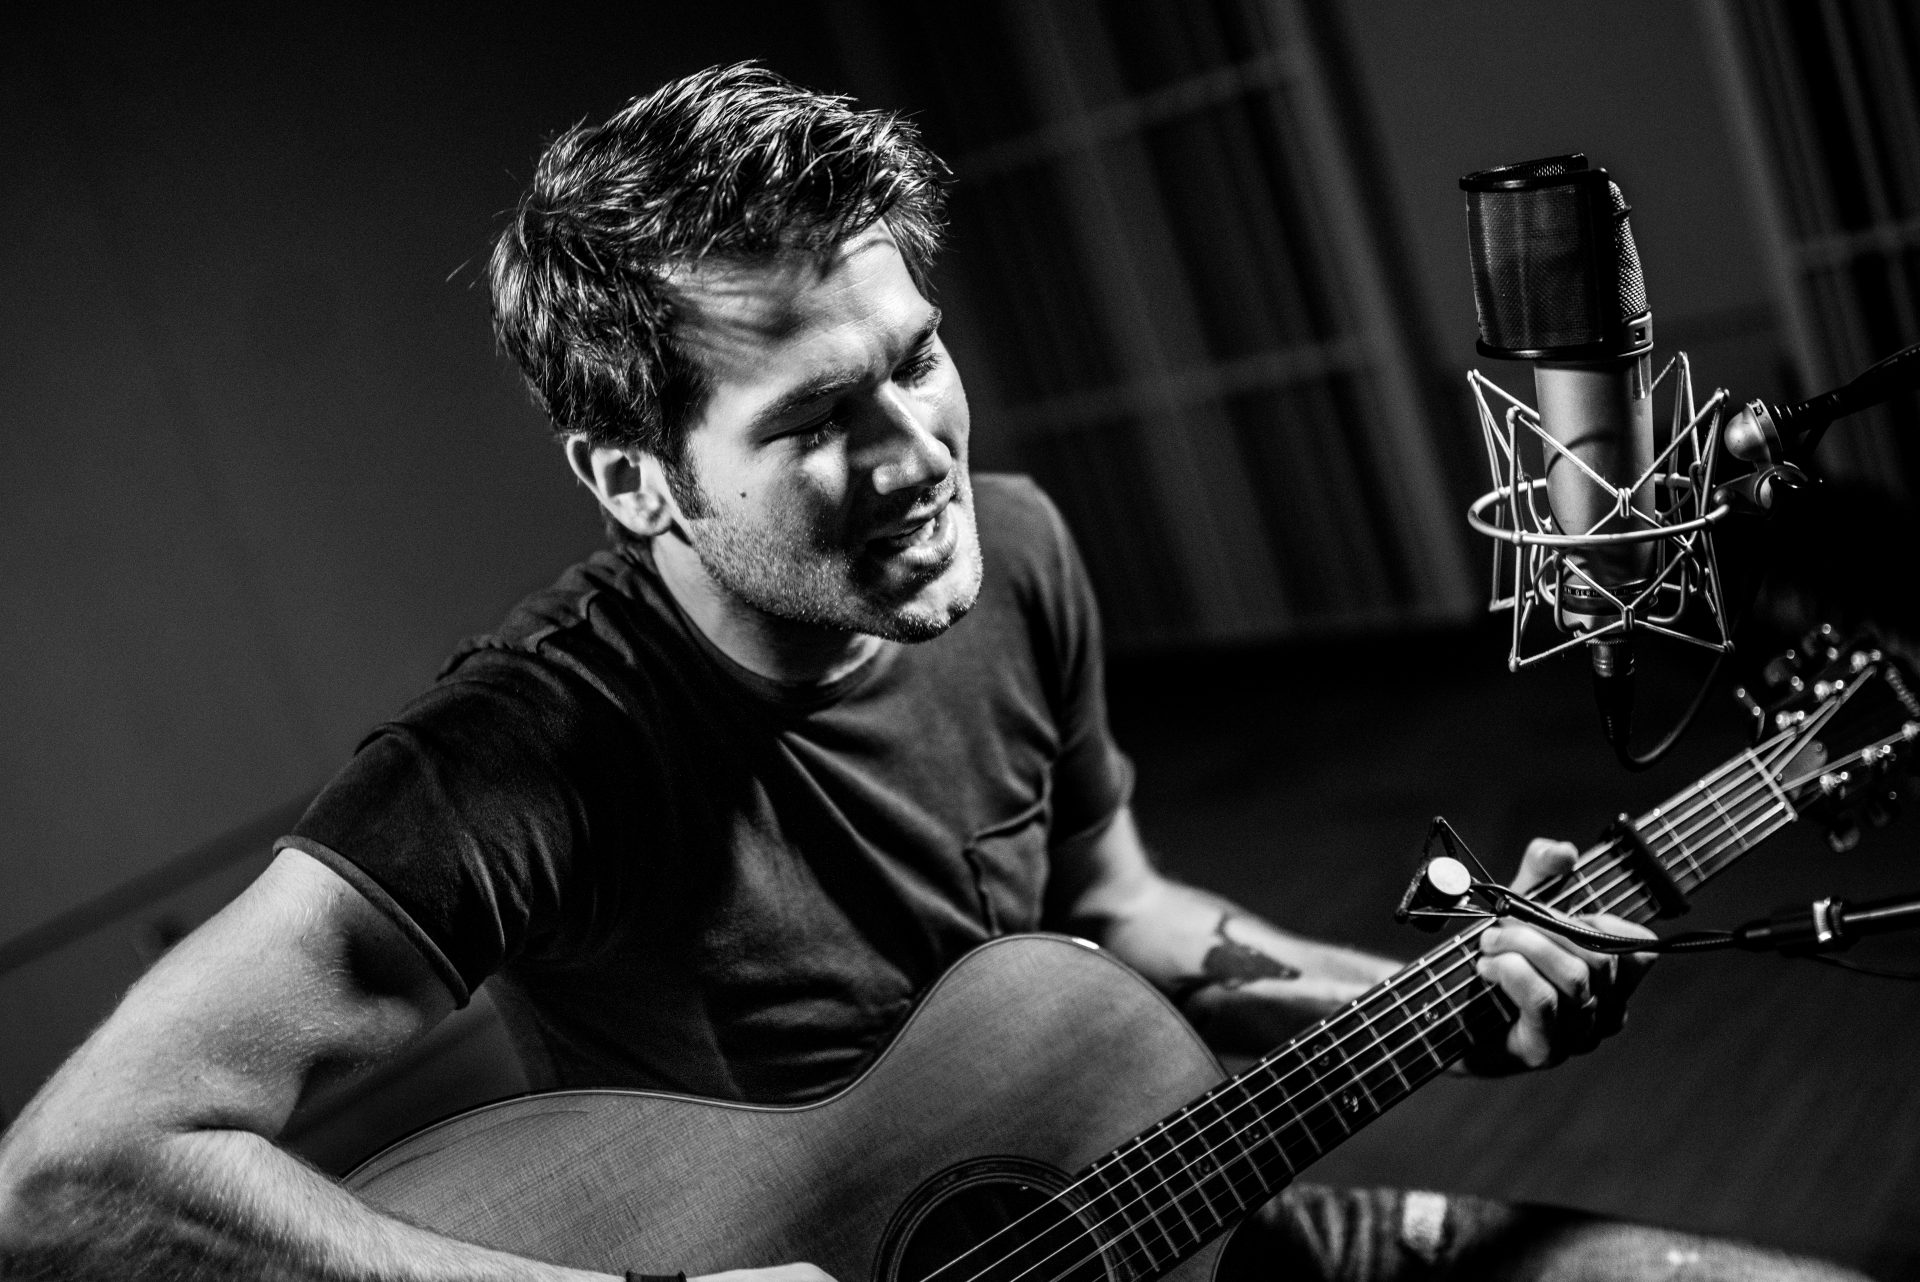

{"left": 279, "top": 474, "right": 1132, "bottom": 1104}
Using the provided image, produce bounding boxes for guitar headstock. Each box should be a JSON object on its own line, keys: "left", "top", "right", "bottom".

{"left": 1737, "top": 627, "right": 1920, "bottom": 851}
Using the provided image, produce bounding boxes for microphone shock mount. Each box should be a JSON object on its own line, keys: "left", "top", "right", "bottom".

{"left": 1466, "top": 354, "right": 1737, "bottom": 675}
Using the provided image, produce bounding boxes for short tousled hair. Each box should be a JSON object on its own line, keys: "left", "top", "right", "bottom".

{"left": 488, "top": 63, "right": 951, "bottom": 473}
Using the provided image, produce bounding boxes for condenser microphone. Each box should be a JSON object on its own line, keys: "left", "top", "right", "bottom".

{"left": 1461, "top": 155, "right": 1658, "bottom": 745}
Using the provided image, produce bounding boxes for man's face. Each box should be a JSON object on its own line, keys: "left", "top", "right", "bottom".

{"left": 664, "top": 226, "right": 981, "bottom": 643}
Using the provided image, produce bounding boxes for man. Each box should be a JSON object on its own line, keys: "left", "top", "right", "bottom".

{"left": 0, "top": 65, "right": 1868, "bottom": 1281}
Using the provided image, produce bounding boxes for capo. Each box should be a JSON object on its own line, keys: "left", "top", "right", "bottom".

{"left": 1606, "top": 813, "right": 1690, "bottom": 918}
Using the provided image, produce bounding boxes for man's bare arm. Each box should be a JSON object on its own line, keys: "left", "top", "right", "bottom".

{"left": 1047, "top": 807, "right": 1652, "bottom": 1067}
{"left": 0, "top": 848, "right": 619, "bottom": 1280}
{"left": 1045, "top": 808, "right": 1400, "bottom": 1055}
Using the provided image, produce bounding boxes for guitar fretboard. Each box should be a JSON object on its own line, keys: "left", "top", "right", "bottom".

{"left": 1070, "top": 743, "right": 1805, "bottom": 1281}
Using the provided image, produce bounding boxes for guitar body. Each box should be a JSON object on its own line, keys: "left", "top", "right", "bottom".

{"left": 349, "top": 935, "right": 1238, "bottom": 1282}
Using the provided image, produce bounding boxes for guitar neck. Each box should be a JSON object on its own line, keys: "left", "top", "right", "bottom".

{"left": 1073, "top": 737, "right": 1805, "bottom": 1276}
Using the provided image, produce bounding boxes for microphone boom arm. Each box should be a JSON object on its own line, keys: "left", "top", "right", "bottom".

{"left": 1726, "top": 338, "right": 1920, "bottom": 465}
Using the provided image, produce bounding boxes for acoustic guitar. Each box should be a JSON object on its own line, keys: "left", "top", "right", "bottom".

{"left": 347, "top": 635, "right": 1918, "bottom": 1281}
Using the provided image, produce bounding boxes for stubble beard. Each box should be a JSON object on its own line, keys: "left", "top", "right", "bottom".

{"left": 683, "top": 471, "right": 984, "bottom": 644}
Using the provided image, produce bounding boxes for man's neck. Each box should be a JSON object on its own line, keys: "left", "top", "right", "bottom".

{"left": 648, "top": 531, "right": 885, "bottom": 686}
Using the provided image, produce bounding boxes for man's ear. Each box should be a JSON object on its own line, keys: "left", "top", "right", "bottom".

{"left": 564, "top": 436, "right": 681, "bottom": 538}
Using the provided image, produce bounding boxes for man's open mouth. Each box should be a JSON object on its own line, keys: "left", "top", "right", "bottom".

{"left": 868, "top": 498, "right": 958, "bottom": 564}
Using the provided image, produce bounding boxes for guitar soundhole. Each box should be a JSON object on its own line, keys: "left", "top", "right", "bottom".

{"left": 878, "top": 1157, "right": 1119, "bottom": 1282}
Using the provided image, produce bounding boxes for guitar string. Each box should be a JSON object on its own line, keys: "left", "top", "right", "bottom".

{"left": 963, "top": 774, "right": 1800, "bottom": 1282}
{"left": 943, "top": 717, "right": 1885, "bottom": 1282}
{"left": 919, "top": 752, "right": 1803, "bottom": 1282}
{"left": 1050, "top": 763, "right": 1817, "bottom": 1282}
{"left": 993, "top": 786, "right": 1794, "bottom": 1282}
{"left": 994, "top": 811, "right": 1784, "bottom": 1282}
{"left": 969, "top": 710, "right": 1902, "bottom": 1282}
{"left": 926, "top": 754, "right": 1801, "bottom": 1282}
{"left": 1012, "top": 735, "right": 1877, "bottom": 1282}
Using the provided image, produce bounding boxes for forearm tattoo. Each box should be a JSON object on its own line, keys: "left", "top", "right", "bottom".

{"left": 1171, "top": 913, "right": 1300, "bottom": 1009}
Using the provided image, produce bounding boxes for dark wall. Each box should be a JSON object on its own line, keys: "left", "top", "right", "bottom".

{"left": 0, "top": 1, "right": 1818, "bottom": 1035}
{"left": 1335, "top": 0, "right": 1783, "bottom": 408}
{"left": 1, "top": 4, "right": 843, "bottom": 945}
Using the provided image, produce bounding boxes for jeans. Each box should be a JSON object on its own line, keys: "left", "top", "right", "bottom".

{"left": 1216, "top": 1185, "right": 1875, "bottom": 1282}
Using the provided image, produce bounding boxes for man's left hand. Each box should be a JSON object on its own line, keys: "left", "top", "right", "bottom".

{"left": 1467, "top": 838, "right": 1656, "bottom": 1072}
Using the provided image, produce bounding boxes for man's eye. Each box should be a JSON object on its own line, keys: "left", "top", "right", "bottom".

{"left": 786, "top": 416, "right": 841, "bottom": 448}
{"left": 897, "top": 341, "right": 943, "bottom": 387}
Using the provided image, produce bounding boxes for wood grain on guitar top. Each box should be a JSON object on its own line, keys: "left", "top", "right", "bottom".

{"left": 348, "top": 936, "right": 1233, "bottom": 1282}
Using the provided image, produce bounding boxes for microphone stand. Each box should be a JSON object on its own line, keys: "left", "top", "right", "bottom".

{"left": 1730, "top": 889, "right": 1920, "bottom": 956}
{"left": 1725, "top": 339, "right": 1920, "bottom": 472}
{"left": 1396, "top": 828, "right": 1920, "bottom": 967}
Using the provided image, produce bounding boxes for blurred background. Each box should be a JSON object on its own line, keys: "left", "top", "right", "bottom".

{"left": 5, "top": 0, "right": 1920, "bottom": 1273}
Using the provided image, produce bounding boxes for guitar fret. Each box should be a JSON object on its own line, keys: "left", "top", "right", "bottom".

{"left": 1368, "top": 994, "right": 1422, "bottom": 1098}
{"left": 1703, "top": 785, "right": 1745, "bottom": 854}
{"left": 1342, "top": 1006, "right": 1411, "bottom": 1101}
{"left": 1561, "top": 863, "right": 1606, "bottom": 914}
{"left": 1744, "top": 747, "right": 1795, "bottom": 815}
{"left": 1136, "top": 1123, "right": 1205, "bottom": 1250}
{"left": 1379, "top": 987, "right": 1445, "bottom": 1085}
{"left": 1331, "top": 1070, "right": 1374, "bottom": 1130}
{"left": 1385, "top": 961, "right": 1479, "bottom": 1082}
{"left": 1163, "top": 1109, "right": 1232, "bottom": 1232}
{"left": 1249, "top": 1054, "right": 1326, "bottom": 1168}
{"left": 1194, "top": 1085, "right": 1273, "bottom": 1207}
{"left": 1424, "top": 968, "right": 1478, "bottom": 1049}
{"left": 1319, "top": 1019, "right": 1418, "bottom": 1138}
{"left": 1220, "top": 1072, "right": 1297, "bottom": 1186}
{"left": 1722, "top": 793, "right": 1772, "bottom": 859}
{"left": 1300, "top": 1038, "right": 1355, "bottom": 1141}
{"left": 1293, "top": 1024, "right": 1403, "bottom": 1150}
{"left": 1252, "top": 1066, "right": 1325, "bottom": 1166}
{"left": 1404, "top": 991, "right": 1460, "bottom": 1073}
{"left": 1647, "top": 808, "right": 1705, "bottom": 888}
{"left": 1086, "top": 1154, "right": 1177, "bottom": 1275}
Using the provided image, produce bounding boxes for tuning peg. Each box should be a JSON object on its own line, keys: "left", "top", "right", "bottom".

{"left": 1825, "top": 814, "right": 1862, "bottom": 854}
{"left": 1731, "top": 685, "right": 1768, "bottom": 740}
{"left": 1800, "top": 623, "right": 1841, "bottom": 666}
{"left": 1761, "top": 649, "right": 1806, "bottom": 694}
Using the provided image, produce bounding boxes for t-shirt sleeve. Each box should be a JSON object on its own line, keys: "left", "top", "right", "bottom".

{"left": 278, "top": 649, "right": 636, "bottom": 1004}
{"left": 1008, "top": 477, "right": 1135, "bottom": 849}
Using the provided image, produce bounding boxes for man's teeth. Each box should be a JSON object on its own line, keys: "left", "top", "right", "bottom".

{"left": 885, "top": 510, "right": 939, "bottom": 545}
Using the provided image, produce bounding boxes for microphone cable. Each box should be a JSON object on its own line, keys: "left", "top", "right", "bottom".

{"left": 1595, "top": 644, "right": 1727, "bottom": 773}
{"left": 1451, "top": 876, "right": 1920, "bottom": 979}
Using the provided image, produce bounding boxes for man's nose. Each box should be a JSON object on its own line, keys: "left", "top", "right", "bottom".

{"left": 867, "top": 387, "right": 953, "bottom": 496}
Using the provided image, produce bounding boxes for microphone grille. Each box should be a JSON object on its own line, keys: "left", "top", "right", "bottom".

{"left": 1605, "top": 178, "right": 1649, "bottom": 323}
{"left": 1460, "top": 155, "right": 1651, "bottom": 360}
